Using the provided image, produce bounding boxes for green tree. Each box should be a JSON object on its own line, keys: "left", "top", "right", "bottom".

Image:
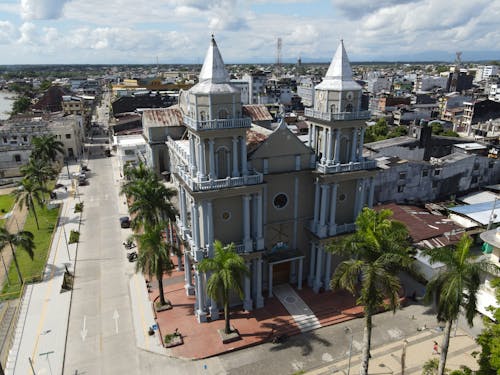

{"left": 365, "top": 118, "right": 389, "bottom": 143}
{"left": 198, "top": 241, "right": 249, "bottom": 334}
{"left": 12, "top": 96, "right": 31, "bottom": 115}
{"left": 20, "top": 157, "right": 56, "bottom": 199}
{"left": 424, "top": 234, "right": 499, "bottom": 375}
{"left": 31, "top": 135, "right": 65, "bottom": 162}
{"left": 0, "top": 227, "right": 35, "bottom": 284}
{"left": 39, "top": 80, "right": 52, "bottom": 91}
{"left": 387, "top": 126, "right": 408, "bottom": 138}
{"left": 134, "top": 224, "right": 178, "bottom": 307}
{"left": 328, "top": 207, "right": 413, "bottom": 375}
{"left": 476, "top": 278, "right": 500, "bottom": 375}
{"left": 13, "top": 177, "right": 46, "bottom": 230}
{"left": 422, "top": 358, "right": 440, "bottom": 375}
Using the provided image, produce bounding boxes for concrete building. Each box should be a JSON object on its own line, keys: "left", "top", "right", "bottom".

{"left": 165, "top": 37, "right": 377, "bottom": 322}
{"left": 479, "top": 227, "right": 500, "bottom": 320}
{"left": 414, "top": 75, "right": 448, "bottom": 92}
{"left": 242, "top": 71, "right": 268, "bottom": 104}
{"left": 113, "top": 134, "right": 147, "bottom": 172}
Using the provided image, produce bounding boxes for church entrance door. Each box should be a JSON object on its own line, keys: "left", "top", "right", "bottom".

{"left": 273, "top": 261, "right": 290, "bottom": 285}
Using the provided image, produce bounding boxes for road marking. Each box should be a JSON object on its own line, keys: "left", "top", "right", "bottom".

{"left": 80, "top": 316, "right": 88, "bottom": 341}
{"left": 113, "top": 310, "right": 119, "bottom": 334}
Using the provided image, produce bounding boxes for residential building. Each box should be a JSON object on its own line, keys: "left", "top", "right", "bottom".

{"left": 479, "top": 227, "right": 500, "bottom": 320}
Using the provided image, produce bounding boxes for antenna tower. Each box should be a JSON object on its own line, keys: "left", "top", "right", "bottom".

{"left": 276, "top": 37, "right": 282, "bottom": 69}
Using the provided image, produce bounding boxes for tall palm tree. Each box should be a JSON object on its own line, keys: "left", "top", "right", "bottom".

{"left": 0, "top": 227, "right": 35, "bottom": 284}
{"left": 20, "top": 157, "right": 56, "bottom": 199}
{"left": 198, "top": 241, "right": 249, "bottom": 334}
{"left": 31, "top": 135, "right": 65, "bottom": 162}
{"left": 134, "top": 224, "right": 179, "bottom": 306}
{"left": 424, "top": 234, "right": 498, "bottom": 375}
{"left": 328, "top": 207, "right": 413, "bottom": 375}
{"left": 13, "top": 177, "right": 46, "bottom": 230}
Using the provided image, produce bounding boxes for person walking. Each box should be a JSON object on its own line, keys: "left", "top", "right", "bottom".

{"left": 433, "top": 341, "right": 439, "bottom": 355}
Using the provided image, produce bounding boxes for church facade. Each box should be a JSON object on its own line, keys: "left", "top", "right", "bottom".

{"left": 165, "top": 37, "right": 377, "bottom": 322}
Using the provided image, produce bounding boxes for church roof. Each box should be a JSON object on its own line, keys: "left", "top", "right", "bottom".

{"left": 190, "top": 36, "right": 239, "bottom": 95}
{"left": 315, "top": 40, "right": 362, "bottom": 92}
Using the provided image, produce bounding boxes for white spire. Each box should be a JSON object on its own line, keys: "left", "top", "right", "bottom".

{"left": 315, "top": 40, "right": 361, "bottom": 91}
{"left": 198, "top": 35, "right": 229, "bottom": 84}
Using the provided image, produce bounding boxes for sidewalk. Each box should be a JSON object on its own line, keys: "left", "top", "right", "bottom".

{"left": 5, "top": 163, "right": 82, "bottom": 375}
{"left": 305, "top": 329, "right": 479, "bottom": 375}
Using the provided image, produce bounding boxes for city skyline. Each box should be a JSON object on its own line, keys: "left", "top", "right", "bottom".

{"left": 0, "top": 0, "right": 499, "bottom": 65}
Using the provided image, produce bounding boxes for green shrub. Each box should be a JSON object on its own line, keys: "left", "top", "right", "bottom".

{"left": 69, "top": 230, "right": 80, "bottom": 244}
{"left": 74, "top": 202, "right": 84, "bottom": 213}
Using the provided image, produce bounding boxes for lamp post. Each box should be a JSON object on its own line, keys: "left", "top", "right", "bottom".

{"left": 62, "top": 220, "right": 71, "bottom": 261}
{"left": 344, "top": 326, "right": 353, "bottom": 375}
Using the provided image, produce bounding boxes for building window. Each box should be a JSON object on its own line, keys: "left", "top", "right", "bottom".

{"left": 273, "top": 193, "right": 288, "bottom": 209}
{"left": 14, "top": 154, "right": 21, "bottom": 162}
{"left": 345, "top": 103, "right": 353, "bottom": 112}
{"left": 471, "top": 176, "right": 478, "bottom": 184}
{"left": 65, "top": 134, "right": 71, "bottom": 139}
{"left": 221, "top": 211, "right": 231, "bottom": 221}
{"left": 399, "top": 172, "right": 407, "bottom": 180}
{"left": 422, "top": 169, "right": 428, "bottom": 177}
{"left": 199, "top": 111, "right": 206, "bottom": 121}
{"left": 124, "top": 149, "right": 135, "bottom": 156}
{"left": 338, "top": 193, "right": 347, "bottom": 202}
{"left": 432, "top": 181, "right": 438, "bottom": 189}
{"left": 2, "top": 137, "right": 7, "bottom": 144}
{"left": 218, "top": 109, "right": 228, "bottom": 119}
{"left": 23, "top": 136, "right": 28, "bottom": 142}
{"left": 488, "top": 161, "right": 494, "bottom": 169}
{"left": 434, "top": 169, "right": 441, "bottom": 176}
{"left": 397, "top": 185, "right": 405, "bottom": 193}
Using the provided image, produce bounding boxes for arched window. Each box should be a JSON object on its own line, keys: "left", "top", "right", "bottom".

{"left": 218, "top": 109, "right": 228, "bottom": 119}
{"left": 345, "top": 103, "right": 353, "bottom": 112}
{"left": 216, "top": 147, "right": 230, "bottom": 178}
{"left": 199, "top": 111, "right": 206, "bottom": 121}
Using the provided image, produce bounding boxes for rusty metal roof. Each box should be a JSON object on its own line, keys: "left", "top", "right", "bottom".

{"left": 142, "top": 106, "right": 183, "bottom": 127}
{"left": 375, "top": 203, "right": 463, "bottom": 245}
{"left": 246, "top": 128, "right": 270, "bottom": 154}
{"left": 243, "top": 105, "right": 273, "bottom": 122}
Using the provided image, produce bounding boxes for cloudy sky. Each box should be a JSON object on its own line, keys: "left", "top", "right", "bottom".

{"left": 0, "top": 0, "right": 499, "bottom": 64}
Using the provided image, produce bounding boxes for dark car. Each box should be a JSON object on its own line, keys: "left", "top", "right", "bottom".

{"left": 120, "top": 216, "right": 131, "bottom": 228}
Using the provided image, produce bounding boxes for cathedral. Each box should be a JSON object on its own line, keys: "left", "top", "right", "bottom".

{"left": 165, "top": 36, "right": 377, "bottom": 322}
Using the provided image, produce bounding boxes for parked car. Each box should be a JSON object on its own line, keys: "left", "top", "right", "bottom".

{"left": 120, "top": 216, "right": 131, "bottom": 228}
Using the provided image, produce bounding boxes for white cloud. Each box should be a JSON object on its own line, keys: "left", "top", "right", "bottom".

{"left": 0, "top": 21, "right": 17, "bottom": 44}
{"left": 21, "top": 0, "right": 71, "bottom": 20}
{"left": 18, "top": 22, "right": 37, "bottom": 44}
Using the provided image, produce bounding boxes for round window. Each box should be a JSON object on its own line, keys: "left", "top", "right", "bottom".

{"left": 221, "top": 211, "right": 231, "bottom": 221}
{"left": 338, "top": 193, "right": 346, "bottom": 202}
{"left": 273, "top": 193, "right": 288, "bottom": 209}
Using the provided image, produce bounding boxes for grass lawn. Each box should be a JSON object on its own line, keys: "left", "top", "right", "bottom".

{"left": 1, "top": 202, "right": 60, "bottom": 299}
{"left": 0, "top": 194, "right": 15, "bottom": 227}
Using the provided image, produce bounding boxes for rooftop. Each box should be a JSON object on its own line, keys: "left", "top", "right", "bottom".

{"left": 142, "top": 106, "right": 183, "bottom": 128}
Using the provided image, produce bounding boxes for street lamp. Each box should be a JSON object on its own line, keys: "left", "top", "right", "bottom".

{"left": 344, "top": 326, "right": 353, "bottom": 375}
{"left": 62, "top": 219, "right": 71, "bottom": 261}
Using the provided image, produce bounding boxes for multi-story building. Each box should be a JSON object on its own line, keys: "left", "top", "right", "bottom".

{"left": 479, "top": 227, "right": 500, "bottom": 320}
{"left": 242, "top": 71, "right": 268, "bottom": 104}
{"left": 165, "top": 37, "right": 377, "bottom": 323}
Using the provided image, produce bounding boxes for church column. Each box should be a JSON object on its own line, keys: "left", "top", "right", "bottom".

{"left": 297, "top": 258, "right": 303, "bottom": 290}
{"left": 199, "top": 138, "right": 207, "bottom": 179}
{"left": 328, "top": 183, "right": 338, "bottom": 236}
{"left": 325, "top": 129, "right": 332, "bottom": 165}
{"left": 195, "top": 267, "right": 207, "bottom": 322}
{"left": 321, "top": 127, "right": 328, "bottom": 163}
{"left": 232, "top": 93, "right": 236, "bottom": 118}
{"left": 351, "top": 128, "right": 358, "bottom": 162}
{"left": 241, "top": 136, "right": 248, "bottom": 176}
{"left": 334, "top": 129, "right": 341, "bottom": 163}
{"left": 313, "top": 180, "right": 320, "bottom": 232}
{"left": 191, "top": 200, "right": 202, "bottom": 260}
{"left": 307, "top": 243, "right": 316, "bottom": 287}
{"left": 308, "top": 124, "right": 313, "bottom": 148}
{"left": 243, "top": 195, "right": 252, "bottom": 252}
{"left": 232, "top": 136, "right": 240, "bottom": 177}
{"left": 358, "top": 127, "right": 365, "bottom": 161}
{"left": 208, "top": 93, "right": 212, "bottom": 120}
{"left": 328, "top": 127, "right": 334, "bottom": 162}
{"left": 189, "top": 135, "right": 197, "bottom": 176}
{"left": 313, "top": 246, "right": 323, "bottom": 293}
{"left": 179, "top": 187, "right": 187, "bottom": 230}
{"left": 206, "top": 200, "right": 214, "bottom": 256}
{"left": 208, "top": 138, "right": 216, "bottom": 180}
{"left": 184, "top": 252, "right": 194, "bottom": 295}
{"left": 256, "top": 192, "right": 264, "bottom": 249}
{"left": 319, "top": 184, "right": 329, "bottom": 237}
{"left": 255, "top": 258, "right": 264, "bottom": 308}
{"left": 359, "top": 178, "right": 366, "bottom": 211}
{"left": 268, "top": 263, "right": 273, "bottom": 297}
{"left": 243, "top": 261, "right": 253, "bottom": 311}
{"left": 368, "top": 176, "right": 375, "bottom": 207}
{"left": 324, "top": 248, "right": 332, "bottom": 291}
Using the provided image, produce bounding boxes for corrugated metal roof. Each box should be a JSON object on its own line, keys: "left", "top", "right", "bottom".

{"left": 376, "top": 203, "right": 463, "bottom": 243}
{"left": 243, "top": 105, "right": 273, "bottom": 121}
{"left": 142, "top": 107, "right": 183, "bottom": 127}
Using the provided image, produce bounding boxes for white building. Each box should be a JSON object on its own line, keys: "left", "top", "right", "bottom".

{"left": 479, "top": 227, "right": 500, "bottom": 320}
{"left": 113, "top": 134, "right": 147, "bottom": 172}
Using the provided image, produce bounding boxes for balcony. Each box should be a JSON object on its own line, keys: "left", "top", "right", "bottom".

{"left": 305, "top": 108, "right": 371, "bottom": 122}
{"left": 167, "top": 137, "right": 189, "bottom": 165}
{"left": 176, "top": 165, "right": 263, "bottom": 192}
{"left": 316, "top": 159, "right": 377, "bottom": 174}
{"left": 183, "top": 115, "right": 251, "bottom": 131}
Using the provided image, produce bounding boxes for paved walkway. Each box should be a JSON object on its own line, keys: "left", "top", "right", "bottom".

{"left": 5, "top": 162, "right": 82, "bottom": 375}
{"left": 273, "top": 284, "right": 322, "bottom": 333}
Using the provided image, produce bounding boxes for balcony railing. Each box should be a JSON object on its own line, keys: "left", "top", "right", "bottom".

{"left": 167, "top": 137, "right": 189, "bottom": 165}
{"left": 176, "top": 165, "right": 263, "bottom": 192}
{"left": 183, "top": 115, "right": 251, "bottom": 131}
{"left": 305, "top": 108, "right": 371, "bottom": 122}
{"left": 316, "top": 159, "right": 377, "bottom": 173}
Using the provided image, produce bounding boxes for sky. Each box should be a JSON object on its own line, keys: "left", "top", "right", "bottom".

{"left": 0, "top": 0, "right": 499, "bottom": 64}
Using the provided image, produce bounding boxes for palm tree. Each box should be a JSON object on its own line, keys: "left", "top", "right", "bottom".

{"left": 13, "top": 177, "right": 46, "bottom": 230}
{"left": 424, "top": 234, "right": 498, "bottom": 375}
{"left": 31, "top": 135, "right": 65, "bottom": 162}
{"left": 328, "top": 207, "right": 413, "bottom": 375}
{"left": 20, "top": 157, "right": 56, "bottom": 200}
{"left": 120, "top": 165, "right": 177, "bottom": 229}
{"left": 134, "top": 224, "right": 179, "bottom": 307}
{"left": 0, "top": 227, "right": 35, "bottom": 284}
{"left": 198, "top": 241, "right": 249, "bottom": 334}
